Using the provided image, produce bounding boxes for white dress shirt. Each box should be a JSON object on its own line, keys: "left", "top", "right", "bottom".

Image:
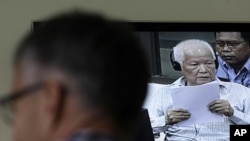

{"left": 148, "top": 77, "right": 250, "bottom": 141}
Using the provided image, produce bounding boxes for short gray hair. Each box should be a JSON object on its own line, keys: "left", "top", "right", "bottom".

{"left": 173, "top": 39, "right": 216, "bottom": 66}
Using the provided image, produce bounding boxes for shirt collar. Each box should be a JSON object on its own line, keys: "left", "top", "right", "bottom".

{"left": 171, "top": 77, "right": 186, "bottom": 87}
{"left": 172, "top": 76, "right": 226, "bottom": 88}
{"left": 245, "top": 58, "right": 250, "bottom": 72}
{"left": 222, "top": 57, "right": 250, "bottom": 72}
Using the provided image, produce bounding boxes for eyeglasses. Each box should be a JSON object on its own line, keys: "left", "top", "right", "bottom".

{"left": 215, "top": 40, "right": 248, "bottom": 49}
{"left": 0, "top": 82, "right": 43, "bottom": 125}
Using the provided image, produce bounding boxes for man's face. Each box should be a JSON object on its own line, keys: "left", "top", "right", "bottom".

{"left": 11, "top": 59, "right": 45, "bottom": 141}
{"left": 215, "top": 32, "right": 250, "bottom": 66}
{"left": 182, "top": 46, "right": 216, "bottom": 86}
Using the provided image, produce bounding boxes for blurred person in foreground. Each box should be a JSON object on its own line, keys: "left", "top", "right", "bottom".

{"left": 215, "top": 32, "right": 250, "bottom": 87}
{"left": 149, "top": 39, "right": 250, "bottom": 141}
{"left": 0, "top": 11, "right": 149, "bottom": 141}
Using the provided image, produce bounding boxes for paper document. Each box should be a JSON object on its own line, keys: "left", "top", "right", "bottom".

{"left": 171, "top": 81, "right": 223, "bottom": 126}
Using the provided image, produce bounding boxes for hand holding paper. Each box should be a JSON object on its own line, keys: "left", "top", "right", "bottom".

{"left": 167, "top": 108, "right": 190, "bottom": 125}
{"left": 208, "top": 99, "right": 234, "bottom": 117}
{"left": 170, "top": 81, "right": 224, "bottom": 126}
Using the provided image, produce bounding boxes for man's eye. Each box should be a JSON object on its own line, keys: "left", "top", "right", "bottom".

{"left": 189, "top": 63, "right": 197, "bottom": 66}
{"left": 228, "top": 42, "right": 239, "bottom": 46}
{"left": 206, "top": 63, "right": 214, "bottom": 67}
{"left": 216, "top": 42, "right": 224, "bottom": 46}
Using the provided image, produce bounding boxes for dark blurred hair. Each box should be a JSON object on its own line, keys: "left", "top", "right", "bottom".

{"left": 241, "top": 32, "right": 250, "bottom": 42}
{"left": 15, "top": 11, "right": 149, "bottom": 133}
{"left": 215, "top": 32, "right": 250, "bottom": 42}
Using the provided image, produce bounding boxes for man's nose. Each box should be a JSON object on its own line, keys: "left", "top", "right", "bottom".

{"left": 222, "top": 43, "right": 231, "bottom": 51}
{"left": 198, "top": 64, "right": 207, "bottom": 72}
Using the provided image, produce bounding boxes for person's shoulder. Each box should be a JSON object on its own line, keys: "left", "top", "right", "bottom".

{"left": 148, "top": 83, "right": 175, "bottom": 97}
{"left": 222, "top": 81, "right": 242, "bottom": 86}
{"left": 221, "top": 81, "right": 250, "bottom": 90}
{"left": 148, "top": 82, "right": 173, "bottom": 88}
{"left": 148, "top": 83, "right": 168, "bottom": 87}
{"left": 220, "top": 81, "right": 250, "bottom": 100}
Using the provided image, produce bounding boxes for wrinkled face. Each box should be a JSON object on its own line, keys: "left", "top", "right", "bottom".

{"left": 181, "top": 46, "right": 216, "bottom": 86}
{"left": 215, "top": 32, "right": 250, "bottom": 66}
{"left": 11, "top": 59, "right": 45, "bottom": 141}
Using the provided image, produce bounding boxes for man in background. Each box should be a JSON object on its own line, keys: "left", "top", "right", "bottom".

{"left": 215, "top": 32, "right": 250, "bottom": 87}
{"left": 0, "top": 11, "right": 149, "bottom": 141}
{"left": 150, "top": 39, "right": 250, "bottom": 140}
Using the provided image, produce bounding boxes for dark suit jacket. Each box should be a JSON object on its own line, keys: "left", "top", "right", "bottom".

{"left": 67, "top": 131, "right": 116, "bottom": 141}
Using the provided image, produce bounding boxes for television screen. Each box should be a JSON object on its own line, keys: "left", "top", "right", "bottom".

{"left": 131, "top": 22, "right": 250, "bottom": 140}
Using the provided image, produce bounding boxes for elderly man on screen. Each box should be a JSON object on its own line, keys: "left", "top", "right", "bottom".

{"left": 150, "top": 39, "right": 250, "bottom": 141}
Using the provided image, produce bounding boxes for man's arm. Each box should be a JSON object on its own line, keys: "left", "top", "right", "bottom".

{"left": 148, "top": 87, "right": 168, "bottom": 128}
{"left": 208, "top": 85, "right": 250, "bottom": 125}
{"left": 229, "top": 97, "right": 250, "bottom": 124}
{"left": 149, "top": 85, "right": 191, "bottom": 128}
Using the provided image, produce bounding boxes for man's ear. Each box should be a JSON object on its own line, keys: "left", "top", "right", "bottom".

{"left": 40, "top": 79, "right": 66, "bottom": 126}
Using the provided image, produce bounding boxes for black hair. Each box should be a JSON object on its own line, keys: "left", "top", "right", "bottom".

{"left": 15, "top": 11, "right": 149, "bottom": 133}
{"left": 241, "top": 32, "right": 250, "bottom": 42}
{"left": 214, "top": 32, "right": 250, "bottom": 42}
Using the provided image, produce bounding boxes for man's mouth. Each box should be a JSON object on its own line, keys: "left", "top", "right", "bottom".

{"left": 222, "top": 56, "right": 234, "bottom": 60}
{"left": 197, "top": 76, "right": 209, "bottom": 79}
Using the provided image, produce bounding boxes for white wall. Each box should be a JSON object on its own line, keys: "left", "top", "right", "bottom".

{"left": 1, "top": 0, "right": 250, "bottom": 140}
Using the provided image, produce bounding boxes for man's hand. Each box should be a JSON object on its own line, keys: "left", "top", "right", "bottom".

{"left": 208, "top": 99, "right": 234, "bottom": 117}
{"left": 166, "top": 108, "right": 190, "bottom": 125}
